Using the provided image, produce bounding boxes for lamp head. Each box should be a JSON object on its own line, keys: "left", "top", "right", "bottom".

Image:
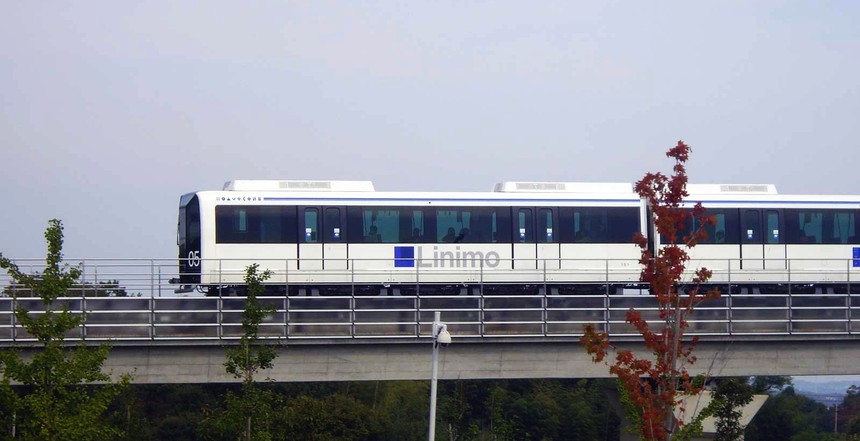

{"left": 435, "top": 323, "right": 452, "bottom": 346}
{"left": 436, "top": 328, "right": 452, "bottom": 346}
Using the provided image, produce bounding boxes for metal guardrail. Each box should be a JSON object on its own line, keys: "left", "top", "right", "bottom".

{"left": 1, "top": 257, "right": 858, "bottom": 297}
{"left": 0, "top": 292, "right": 858, "bottom": 343}
{"left": 1, "top": 258, "right": 858, "bottom": 344}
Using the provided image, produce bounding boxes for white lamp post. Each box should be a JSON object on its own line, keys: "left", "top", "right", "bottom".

{"left": 429, "top": 311, "right": 452, "bottom": 441}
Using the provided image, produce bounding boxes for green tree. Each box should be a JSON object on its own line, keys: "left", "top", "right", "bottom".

{"left": 278, "top": 394, "right": 385, "bottom": 441}
{"left": 711, "top": 378, "right": 754, "bottom": 441}
{"left": 839, "top": 385, "right": 860, "bottom": 436}
{"left": 378, "top": 381, "right": 429, "bottom": 441}
{"left": 0, "top": 219, "right": 132, "bottom": 441}
{"left": 208, "top": 263, "right": 279, "bottom": 441}
{"left": 745, "top": 386, "right": 836, "bottom": 441}
{"left": 750, "top": 376, "right": 792, "bottom": 394}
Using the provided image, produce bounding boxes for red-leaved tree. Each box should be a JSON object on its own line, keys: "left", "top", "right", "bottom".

{"left": 580, "top": 141, "right": 720, "bottom": 441}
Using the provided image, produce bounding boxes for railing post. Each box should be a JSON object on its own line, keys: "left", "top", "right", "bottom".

{"left": 787, "top": 259, "right": 792, "bottom": 334}
{"left": 93, "top": 265, "right": 99, "bottom": 297}
{"left": 605, "top": 259, "right": 610, "bottom": 335}
{"left": 284, "top": 283, "right": 290, "bottom": 341}
{"left": 727, "top": 259, "right": 733, "bottom": 335}
{"left": 479, "top": 260, "right": 483, "bottom": 297}
{"left": 479, "top": 283, "right": 486, "bottom": 337}
{"left": 350, "top": 288, "right": 356, "bottom": 338}
{"left": 416, "top": 258, "right": 420, "bottom": 297}
{"left": 542, "top": 259, "right": 548, "bottom": 337}
{"left": 11, "top": 293, "right": 16, "bottom": 343}
{"left": 81, "top": 290, "right": 87, "bottom": 341}
{"left": 150, "top": 259, "right": 154, "bottom": 297}
{"left": 413, "top": 288, "right": 419, "bottom": 338}
{"left": 604, "top": 283, "right": 610, "bottom": 336}
{"left": 284, "top": 258, "right": 289, "bottom": 296}
{"left": 217, "top": 286, "right": 223, "bottom": 340}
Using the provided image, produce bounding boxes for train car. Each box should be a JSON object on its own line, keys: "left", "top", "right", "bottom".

{"left": 176, "top": 180, "right": 860, "bottom": 295}
{"left": 176, "top": 180, "right": 644, "bottom": 295}
{"left": 675, "top": 184, "right": 860, "bottom": 292}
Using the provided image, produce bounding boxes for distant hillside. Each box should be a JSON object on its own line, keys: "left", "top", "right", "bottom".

{"left": 793, "top": 376, "right": 859, "bottom": 405}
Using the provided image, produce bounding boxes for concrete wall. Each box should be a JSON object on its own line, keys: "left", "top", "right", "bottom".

{"left": 65, "top": 338, "right": 860, "bottom": 383}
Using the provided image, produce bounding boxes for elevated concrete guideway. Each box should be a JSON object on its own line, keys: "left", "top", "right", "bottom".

{"left": 57, "top": 337, "right": 860, "bottom": 383}
{"left": 2, "top": 257, "right": 859, "bottom": 383}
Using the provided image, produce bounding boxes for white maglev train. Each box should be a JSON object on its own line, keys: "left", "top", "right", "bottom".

{"left": 176, "top": 180, "right": 860, "bottom": 295}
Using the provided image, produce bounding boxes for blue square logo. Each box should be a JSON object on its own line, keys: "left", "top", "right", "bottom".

{"left": 394, "top": 246, "right": 415, "bottom": 268}
{"left": 854, "top": 247, "right": 860, "bottom": 268}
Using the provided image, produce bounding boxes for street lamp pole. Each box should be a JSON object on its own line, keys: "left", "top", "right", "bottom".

{"left": 429, "top": 311, "right": 451, "bottom": 441}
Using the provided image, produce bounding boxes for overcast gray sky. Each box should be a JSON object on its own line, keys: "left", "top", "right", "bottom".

{"left": 2, "top": 1, "right": 859, "bottom": 259}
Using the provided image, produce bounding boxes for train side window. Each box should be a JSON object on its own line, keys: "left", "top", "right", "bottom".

{"left": 786, "top": 210, "right": 822, "bottom": 244}
{"left": 494, "top": 208, "right": 512, "bottom": 243}
{"left": 358, "top": 208, "right": 399, "bottom": 243}
{"left": 516, "top": 209, "right": 534, "bottom": 243}
{"left": 561, "top": 207, "right": 638, "bottom": 243}
{"left": 695, "top": 209, "right": 738, "bottom": 244}
{"left": 558, "top": 207, "right": 639, "bottom": 243}
{"left": 434, "top": 207, "right": 502, "bottom": 243}
{"left": 786, "top": 209, "right": 859, "bottom": 244}
{"left": 236, "top": 209, "right": 248, "bottom": 232}
{"left": 376, "top": 209, "right": 400, "bottom": 243}
{"left": 216, "top": 206, "right": 249, "bottom": 243}
{"left": 576, "top": 209, "right": 604, "bottom": 242}
{"left": 216, "top": 206, "right": 296, "bottom": 243}
{"left": 742, "top": 210, "right": 761, "bottom": 243}
{"left": 605, "top": 207, "right": 640, "bottom": 243}
{"left": 409, "top": 210, "right": 425, "bottom": 243}
{"left": 829, "top": 211, "right": 856, "bottom": 244}
{"left": 303, "top": 208, "right": 319, "bottom": 243}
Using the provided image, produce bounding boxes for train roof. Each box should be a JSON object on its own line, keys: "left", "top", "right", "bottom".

{"left": 222, "top": 180, "right": 778, "bottom": 195}
{"left": 203, "top": 180, "right": 860, "bottom": 206}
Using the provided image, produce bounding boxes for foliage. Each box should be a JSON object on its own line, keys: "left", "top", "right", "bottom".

{"left": 434, "top": 379, "right": 618, "bottom": 441}
{"left": 378, "top": 380, "right": 429, "bottom": 441}
{"left": 223, "top": 264, "right": 277, "bottom": 383}
{"left": 839, "top": 385, "right": 860, "bottom": 436}
{"left": 279, "top": 393, "right": 386, "bottom": 441}
{"left": 750, "top": 376, "right": 792, "bottom": 394}
{"left": 745, "top": 386, "right": 837, "bottom": 441}
{"left": 208, "top": 263, "right": 279, "bottom": 441}
{"left": 0, "top": 219, "right": 132, "bottom": 440}
{"left": 580, "top": 141, "right": 721, "bottom": 441}
{"left": 711, "top": 378, "right": 755, "bottom": 441}
{"left": 201, "top": 386, "right": 281, "bottom": 441}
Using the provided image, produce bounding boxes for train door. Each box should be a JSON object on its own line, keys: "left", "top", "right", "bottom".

{"left": 513, "top": 208, "right": 536, "bottom": 269}
{"left": 763, "top": 209, "right": 786, "bottom": 270}
{"left": 512, "top": 207, "right": 559, "bottom": 270}
{"left": 323, "top": 206, "right": 348, "bottom": 270}
{"left": 536, "top": 208, "right": 560, "bottom": 270}
{"left": 299, "top": 206, "right": 348, "bottom": 270}
{"left": 298, "top": 207, "right": 322, "bottom": 270}
{"left": 740, "top": 209, "right": 764, "bottom": 270}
